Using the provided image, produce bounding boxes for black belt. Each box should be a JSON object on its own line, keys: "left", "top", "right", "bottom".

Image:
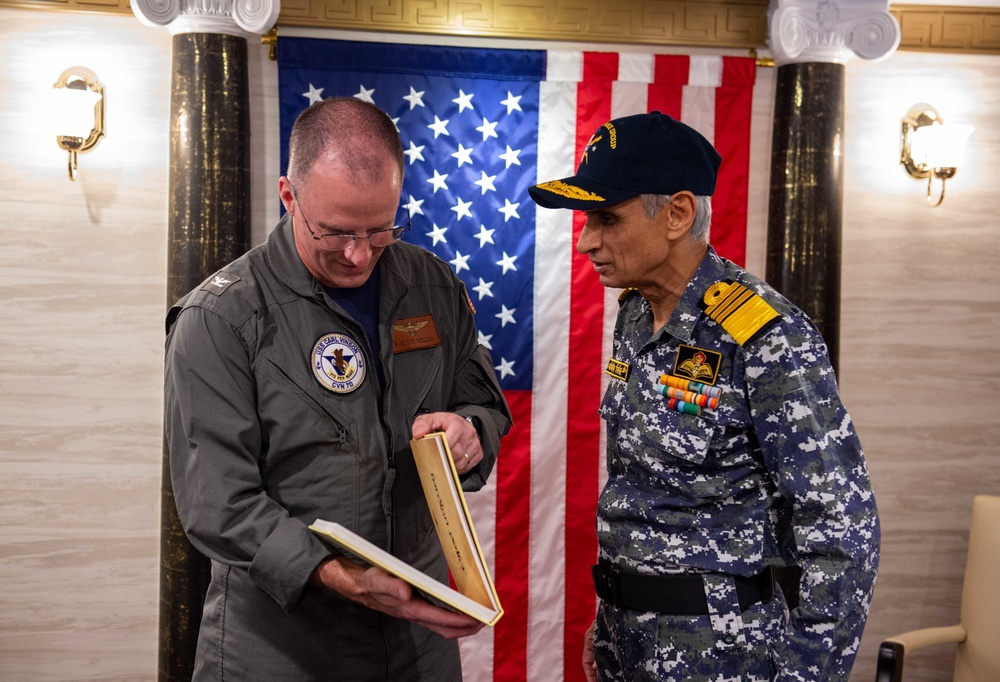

{"left": 592, "top": 560, "right": 774, "bottom": 615}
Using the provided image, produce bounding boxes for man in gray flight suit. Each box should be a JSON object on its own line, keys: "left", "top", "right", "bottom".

{"left": 529, "top": 111, "right": 879, "bottom": 681}
{"left": 164, "top": 97, "right": 512, "bottom": 681}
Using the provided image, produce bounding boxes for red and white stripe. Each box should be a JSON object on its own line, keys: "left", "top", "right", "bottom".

{"left": 461, "top": 51, "right": 755, "bottom": 682}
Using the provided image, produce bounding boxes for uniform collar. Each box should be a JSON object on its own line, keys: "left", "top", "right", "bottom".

{"left": 646, "top": 245, "right": 726, "bottom": 344}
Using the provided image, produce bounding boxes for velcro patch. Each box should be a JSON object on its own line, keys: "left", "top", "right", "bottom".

{"left": 201, "top": 271, "right": 240, "bottom": 296}
{"left": 671, "top": 344, "right": 722, "bottom": 385}
{"left": 605, "top": 358, "right": 631, "bottom": 382}
{"left": 393, "top": 315, "right": 442, "bottom": 353}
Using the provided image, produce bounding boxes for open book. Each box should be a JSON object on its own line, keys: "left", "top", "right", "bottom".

{"left": 309, "top": 431, "right": 502, "bottom": 626}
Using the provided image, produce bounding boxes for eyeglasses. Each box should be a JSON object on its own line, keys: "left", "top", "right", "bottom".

{"left": 291, "top": 184, "right": 410, "bottom": 252}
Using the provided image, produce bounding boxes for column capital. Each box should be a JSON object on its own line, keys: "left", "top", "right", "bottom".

{"left": 768, "top": 0, "right": 900, "bottom": 66}
{"left": 133, "top": 0, "right": 279, "bottom": 37}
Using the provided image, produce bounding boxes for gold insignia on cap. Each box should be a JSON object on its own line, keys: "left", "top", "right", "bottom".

{"left": 534, "top": 180, "right": 605, "bottom": 202}
{"left": 603, "top": 122, "right": 617, "bottom": 149}
{"left": 702, "top": 281, "right": 780, "bottom": 346}
{"left": 582, "top": 134, "right": 602, "bottom": 164}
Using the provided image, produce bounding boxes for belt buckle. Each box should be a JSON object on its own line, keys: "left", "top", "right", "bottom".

{"left": 594, "top": 561, "right": 623, "bottom": 605}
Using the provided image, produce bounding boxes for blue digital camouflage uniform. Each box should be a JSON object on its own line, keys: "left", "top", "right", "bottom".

{"left": 594, "top": 246, "right": 880, "bottom": 681}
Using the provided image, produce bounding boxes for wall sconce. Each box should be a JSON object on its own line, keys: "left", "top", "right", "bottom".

{"left": 52, "top": 66, "right": 105, "bottom": 181}
{"left": 900, "top": 103, "right": 974, "bottom": 207}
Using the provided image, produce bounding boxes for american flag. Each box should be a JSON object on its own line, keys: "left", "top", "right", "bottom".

{"left": 278, "top": 37, "right": 755, "bottom": 682}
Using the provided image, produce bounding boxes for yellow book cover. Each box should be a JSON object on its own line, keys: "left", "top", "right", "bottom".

{"left": 410, "top": 432, "right": 502, "bottom": 620}
{"left": 309, "top": 432, "right": 502, "bottom": 626}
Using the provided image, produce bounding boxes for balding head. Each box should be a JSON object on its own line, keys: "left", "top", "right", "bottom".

{"left": 287, "top": 97, "right": 404, "bottom": 191}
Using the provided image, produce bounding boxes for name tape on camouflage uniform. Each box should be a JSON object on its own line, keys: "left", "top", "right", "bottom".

{"left": 605, "top": 358, "right": 631, "bottom": 382}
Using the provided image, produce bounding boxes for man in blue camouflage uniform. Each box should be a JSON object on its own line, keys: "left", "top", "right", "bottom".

{"left": 528, "top": 112, "right": 879, "bottom": 681}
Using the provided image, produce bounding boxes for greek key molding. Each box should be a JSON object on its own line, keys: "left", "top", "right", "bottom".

{"left": 2, "top": 0, "right": 998, "bottom": 55}
{"left": 891, "top": 4, "right": 1000, "bottom": 56}
{"left": 276, "top": 0, "right": 769, "bottom": 47}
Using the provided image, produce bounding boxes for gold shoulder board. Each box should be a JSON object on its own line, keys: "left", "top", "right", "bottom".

{"left": 702, "top": 281, "right": 779, "bottom": 346}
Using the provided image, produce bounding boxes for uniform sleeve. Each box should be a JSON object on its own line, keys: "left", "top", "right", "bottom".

{"left": 746, "top": 320, "right": 880, "bottom": 682}
{"left": 446, "top": 280, "right": 513, "bottom": 491}
{"left": 164, "top": 305, "right": 330, "bottom": 610}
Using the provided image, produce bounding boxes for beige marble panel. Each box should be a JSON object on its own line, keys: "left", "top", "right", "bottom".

{"left": 842, "top": 50, "right": 1000, "bottom": 682}
{"left": 0, "top": 9, "right": 171, "bottom": 681}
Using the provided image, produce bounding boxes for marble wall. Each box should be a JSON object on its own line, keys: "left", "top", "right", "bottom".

{"left": 841, "top": 49, "right": 1000, "bottom": 681}
{"left": 0, "top": 8, "right": 997, "bottom": 681}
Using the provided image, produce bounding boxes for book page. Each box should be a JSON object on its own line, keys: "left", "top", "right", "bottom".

{"left": 309, "top": 519, "right": 500, "bottom": 626}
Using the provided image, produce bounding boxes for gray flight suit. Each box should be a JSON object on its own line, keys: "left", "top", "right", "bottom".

{"left": 164, "top": 214, "right": 512, "bottom": 681}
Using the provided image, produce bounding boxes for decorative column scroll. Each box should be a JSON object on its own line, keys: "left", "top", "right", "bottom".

{"left": 133, "top": 0, "right": 279, "bottom": 36}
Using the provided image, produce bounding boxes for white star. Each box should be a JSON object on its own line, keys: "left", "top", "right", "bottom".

{"left": 403, "top": 140, "right": 425, "bottom": 165}
{"left": 476, "top": 117, "right": 499, "bottom": 141}
{"left": 496, "top": 251, "right": 518, "bottom": 274}
{"left": 353, "top": 84, "right": 375, "bottom": 103}
{"left": 426, "top": 223, "right": 448, "bottom": 246}
{"left": 498, "top": 199, "right": 520, "bottom": 222}
{"left": 478, "top": 331, "right": 493, "bottom": 350}
{"left": 499, "top": 145, "right": 522, "bottom": 169}
{"left": 426, "top": 169, "right": 449, "bottom": 193}
{"left": 453, "top": 89, "right": 475, "bottom": 113}
{"left": 390, "top": 117, "right": 400, "bottom": 131}
{"left": 495, "top": 305, "right": 516, "bottom": 327}
{"left": 474, "top": 224, "right": 495, "bottom": 247}
{"left": 451, "top": 143, "right": 474, "bottom": 167}
{"left": 302, "top": 84, "right": 324, "bottom": 105}
{"left": 427, "top": 115, "right": 450, "bottom": 138}
{"left": 405, "top": 194, "right": 425, "bottom": 217}
{"left": 494, "top": 357, "right": 516, "bottom": 379}
{"left": 449, "top": 251, "right": 471, "bottom": 274}
{"left": 501, "top": 91, "right": 523, "bottom": 115}
{"left": 451, "top": 197, "right": 473, "bottom": 221}
{"left": 473, "top": 171, "right": 497, "bottom": 195}
{"left": 403, "top": 86, "right": 426, "bottom": 110}
{"left": 472, "top": 278, "right": 495, "bottom": 300}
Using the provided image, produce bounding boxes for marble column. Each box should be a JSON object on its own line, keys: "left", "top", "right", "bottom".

{"left": 764, "top": 0, "right": 899, "bottom": 608}
{"left": 130, "top": 1, "right": 278, "bottom": 680}
{"left": 766, "top": 0, "right": 900, "bottom": 371}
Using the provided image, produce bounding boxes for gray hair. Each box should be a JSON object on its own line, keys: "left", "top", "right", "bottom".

{"left": 639, "top": 193, "right": 712, "bottom": 242}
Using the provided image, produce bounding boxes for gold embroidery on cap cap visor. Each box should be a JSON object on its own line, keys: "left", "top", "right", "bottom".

{"left": 534, "top": 180, "right": 605, "bottom": 202}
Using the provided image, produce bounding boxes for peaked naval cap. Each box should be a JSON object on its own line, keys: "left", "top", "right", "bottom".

{"left": 528, "top": 111, "right": 722, "bottom": 210}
